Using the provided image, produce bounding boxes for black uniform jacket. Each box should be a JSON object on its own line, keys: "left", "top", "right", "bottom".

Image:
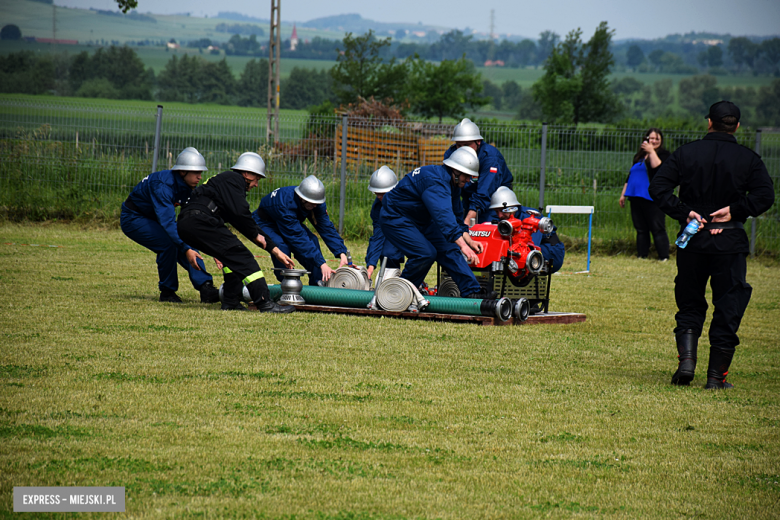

{"left": 649, "top": 132, "right": 774, "bottom": 254}
{"left": 182, "top": 170, "right": 277, "bottom": 251}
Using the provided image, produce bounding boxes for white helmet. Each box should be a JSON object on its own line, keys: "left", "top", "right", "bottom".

{"left": 294, "top": 175, "right": 326, "bottom": 204}
{"left": 368, "top": 166, "right": 398, "bottom": 193}
{"left": 443, "top": 146, "right": 479, "bottom": 177}
{"left": 231, "top": 152, "right": 266, "bottom": 178}
{"left": 172, "top": 148, "right": 207, "bottom": 172}
{"left": 452, "top": 118, "right": 483, "bottom": 141}
{"left": 489, "top": 186, "right": 521, "bottom": 211}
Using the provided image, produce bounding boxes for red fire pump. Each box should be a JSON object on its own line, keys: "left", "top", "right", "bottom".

{"left": 437, "top": 209, "right": 556, "bottom": 319}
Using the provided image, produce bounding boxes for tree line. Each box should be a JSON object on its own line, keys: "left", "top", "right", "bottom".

{"left": 1, "top": 28, "right": 779, "bottom": 126}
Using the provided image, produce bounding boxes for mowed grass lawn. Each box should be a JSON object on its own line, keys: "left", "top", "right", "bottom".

{"left": 0, "top": 223, "right": 779, "bottom": 519}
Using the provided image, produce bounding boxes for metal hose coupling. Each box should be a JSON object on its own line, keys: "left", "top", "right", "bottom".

{"left": 480, "top": 297, "right": 513, "bottom": 322}
{"left": 375, "top": 277, "right": 429, "bottom": 312}
{"left": 219, "top": 284, "right": 251, "bottom": 302}
{"left": 327, "top": 265, "right": 371, "bottom": 291}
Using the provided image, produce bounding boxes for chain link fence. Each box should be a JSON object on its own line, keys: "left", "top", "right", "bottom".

{"left": 1, "top": 97, "right": 778, "bottom": 254}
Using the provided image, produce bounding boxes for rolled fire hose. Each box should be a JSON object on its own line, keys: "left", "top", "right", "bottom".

{"left": 327, "top": 266, "right": 371, "bottom": 291}
{"left": 374, "top": 277, "right": 429, "bottom": 312}
{"left": 268, "top": 284, "right": 511, "bottom": 321}
{"left": 268, "top": 285, "right": 374, "bottom": 307}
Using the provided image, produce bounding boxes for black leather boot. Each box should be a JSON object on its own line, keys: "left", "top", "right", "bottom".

{"left": 671, "top": 329, "right": 697, "bottom": 386}
{"left": 160, "top": 288, "right": 183, "bottom": 303}
{"left": 256, "top": 300, "right": 295, "bottom": 314}
{"left": 199, "top": 281, "right": 221, "bottom": 303}
{"left": 705, "top": 346, "right": 735, "bottom": 389}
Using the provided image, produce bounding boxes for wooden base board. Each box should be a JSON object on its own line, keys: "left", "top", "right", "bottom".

{"left": 263, "top": 303, "right": 585, "bottom": 326}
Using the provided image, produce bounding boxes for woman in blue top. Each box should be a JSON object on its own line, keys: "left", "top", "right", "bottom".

{"left": 619, "top": 128, "right": 670, "bottom": 261}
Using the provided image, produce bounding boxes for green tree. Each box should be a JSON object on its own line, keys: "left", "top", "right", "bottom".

{"left": 406, "top": 56, "right": 486, "bottom": 123}
{"left": 648, "top": 49, "right": 665, "bottom": 70}
{"left": 626, "top": 44, "right": 644, "bottom": 68}
{"left": 758, "top": 38, "right": 780, "bottom": 75}
{"left": 281, "top": 67, "right": 333, "bottom": 109}
{"left": 237, "top": 58, "right": 269, "bottom": 107}
{"left": 531, "top": 21, "right": 621, "bottom": 124}
{"left": 678, "top": 74, "right": 719, "bottom": 115}
{"left": 728, "top": 37, "right": 758, "bottom": 70}
{"left": 1, "top": 24, "right": 22, "bottom": 40}
{"left": 501, "top": 80, "right": 522, "bottom": 110}
{"left": 611, "top": 77, "right": 643, "bottom": 96}
{"left": 115, "top": 0, "right": 137, "bottom": 13}
{"left": 481, "top": 80, "right": 502, "bottom": 109}
{"left": 755, "top": 79, "right": 780, "bottom": 126}
{"left": 536, "top": 31, "right": 559, "bottom": 65}
{"left": 330, "top": 30, "right": 407, "bottom": 105}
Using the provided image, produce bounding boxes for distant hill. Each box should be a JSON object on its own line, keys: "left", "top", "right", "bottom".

{"left": 216, "top": 12, "right": 268, "bottom": 24}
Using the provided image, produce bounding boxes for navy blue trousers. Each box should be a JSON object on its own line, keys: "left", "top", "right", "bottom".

{"left": 120, "top": 208, "right": 212, "bottom": 292}
{"left": 259, "top": 224, "right": 326, "bottom": 285}
{"left": 380, "top": 216, "right": 480, "bottom": 296}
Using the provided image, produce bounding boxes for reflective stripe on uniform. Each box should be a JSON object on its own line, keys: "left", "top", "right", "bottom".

{"left": 223, "top": 267, "right": 232, "bottom": 274}
{"left": 243, "top": 271, "right": 265, "bottom": 285}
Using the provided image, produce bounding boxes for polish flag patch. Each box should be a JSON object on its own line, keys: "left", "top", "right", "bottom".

{"left": 490, "top": 167, "right": 498, "bottom": 173}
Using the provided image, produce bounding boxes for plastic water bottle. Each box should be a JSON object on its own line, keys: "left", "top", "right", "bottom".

{"left": 675, "top": 220, "right": 700, "bottom": 249}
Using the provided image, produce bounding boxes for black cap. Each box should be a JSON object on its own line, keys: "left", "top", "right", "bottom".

{"left": 705, "top": 101, "right": 740, "bottom": 123}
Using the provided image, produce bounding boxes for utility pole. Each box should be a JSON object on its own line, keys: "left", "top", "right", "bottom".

{"left": 52, "top": 3, "right": 57, "bottom": 51}
{"left": 267, "top": 0, "right": 281, "bottom": 144}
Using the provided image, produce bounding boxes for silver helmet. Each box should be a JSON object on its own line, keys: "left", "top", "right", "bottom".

{"left": 294, "top": 175, "right": 326, "bottom": 204}
{"left": 368, "top": 165, "right": 398, "bottom": 193}
{"left": 489, "top": 186, "right": 521, "bottom": 211}
{"left": 451, "top": 118, "right": 483, "bottom": 141}
{"left": 231, "top": 152, "right": 266, "bottom": 178}
{"left": 172, "top": 148, "right": 208, "bottom": 172}
{"left": 443, "top": 146, "right": 480, "bottom": 177}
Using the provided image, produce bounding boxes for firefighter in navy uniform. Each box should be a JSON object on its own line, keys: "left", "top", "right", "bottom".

{"left": 121, "top": 147, "right": 220, "bottom": 303}
{"left": 252, "top": 176, "right": 349, "bottom": 286}
{"left": 177, "top": 152, "right": 295, "bottom": 313}
{"left": 649, "top": 101, "right": 775, "bottom": 389}
{"left": 365, "top": 166, "right": 404, "bottom": 279}
{"left": 380, "top": 147, "right": 484, "bottom": 297}
{"left": 443, "top": 118, "right": 514, "bottom": 225}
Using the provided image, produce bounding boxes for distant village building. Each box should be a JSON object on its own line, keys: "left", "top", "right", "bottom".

{"left": 167, "top": 41, "right": 180, "bottom": 50}
{"left": 691, "top": 39, "right": 724, "bottom": 46}
{"left": 35, "top": 37, "right": 78, "bottom": 45}
{"left": 484, "top": 60, "right": 505, "bottom": 67}
{"left": 290, "top": 24, "right": 298, "bottom": 51}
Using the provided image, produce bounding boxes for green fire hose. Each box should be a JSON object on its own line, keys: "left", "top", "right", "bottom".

{"left": 268, "top": 284, "right": 511, "bottom": 321}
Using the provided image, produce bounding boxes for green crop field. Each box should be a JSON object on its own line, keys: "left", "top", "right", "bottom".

{"left": 0, "top": 223, "right": 779, "bottom": 518}
{"left": 0, "top": 0, "right": 328, "bottom": 45}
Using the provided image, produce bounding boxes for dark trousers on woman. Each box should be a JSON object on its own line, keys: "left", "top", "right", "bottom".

{"left": 629, "top": 197, "right": 669, "bottom": 259}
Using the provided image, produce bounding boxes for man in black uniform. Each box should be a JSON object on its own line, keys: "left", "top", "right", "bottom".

{"left": 650, "top": 101, "right": 774, "bottom": 389}
{"left": 178, "top": 152, "right": 295, "bottom": 313}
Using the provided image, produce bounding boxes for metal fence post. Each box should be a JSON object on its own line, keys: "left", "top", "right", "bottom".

{"left": 538, "top": 122, "right": 548, "bottom": 210}
{"left": 151, "top": 105, "right": 163, "bottom": 174}
{"left": 751, "top": 129, "right": 762, "bottom": 256}
{"left": 339, "top": 114, "right": 348, "bottom": 235}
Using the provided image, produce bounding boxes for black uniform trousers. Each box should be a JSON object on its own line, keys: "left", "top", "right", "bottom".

{"left": 629, "top": 197, "right": 669, "bottom": 259}
{"left": 178, "top": 211, "right": 270, "bottom": 306}
{"left": 674, "top": 249, "right": 752, "bottom": 354}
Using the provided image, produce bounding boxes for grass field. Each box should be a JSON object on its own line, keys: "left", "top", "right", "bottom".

{"left": 1, "top": 223, "right": 779, "bottom": 518}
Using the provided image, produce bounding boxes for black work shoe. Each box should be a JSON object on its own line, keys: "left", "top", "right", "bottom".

{"left": 671, "top": 368, "right": 694, "bottom": 386}
{"left": 705, "top": 378, "right": 734, "bottom": 390}
{"left": 221, "top": 302, "right": 247, "bottom": 311}
{"left": 199, "top": 281, "right": 221, "bottom": 303}
{"left": 256, "top": 301, "right": 295, "bottom": 314}
{"left": 160, "top": 288, "right": 183, "bottom": 303}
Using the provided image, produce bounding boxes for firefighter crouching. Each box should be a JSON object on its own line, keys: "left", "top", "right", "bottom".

{"left": 177, "top": 152, "right": 295, "bottom": 313}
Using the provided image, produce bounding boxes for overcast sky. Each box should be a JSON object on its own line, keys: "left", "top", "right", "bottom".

{"left": 54, "top": 0, "right": 780, "bottom": 40}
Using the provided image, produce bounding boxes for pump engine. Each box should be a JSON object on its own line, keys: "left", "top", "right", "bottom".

{"left": 437, "top": 210, "right": 555, "bottom": 315}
